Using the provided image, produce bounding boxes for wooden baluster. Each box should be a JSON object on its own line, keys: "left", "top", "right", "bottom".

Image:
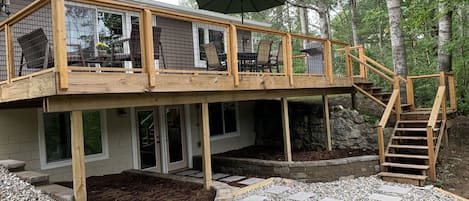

{"left": 51, "top": 0, "right": 68, "bottom": 89}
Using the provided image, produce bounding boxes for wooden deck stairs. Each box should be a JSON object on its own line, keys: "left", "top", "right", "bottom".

{"left": 347, "top": 49, "right": 456, "bottom": 186}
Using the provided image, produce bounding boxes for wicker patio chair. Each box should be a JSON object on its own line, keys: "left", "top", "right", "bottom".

{"left": 255, "top": 39, "right": 273, "bottom": 72}
{"left": 202, "top": 42, "right": 226, "bottom": 71}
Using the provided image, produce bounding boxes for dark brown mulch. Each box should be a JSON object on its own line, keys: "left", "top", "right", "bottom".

{"left": 216, "top": 146, "right": 377, "bottom": 161}
{"left": 56, "top": 172, "right": 216, "bottom": 201}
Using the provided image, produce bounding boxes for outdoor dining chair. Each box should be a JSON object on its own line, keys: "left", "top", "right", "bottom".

{"left": 202, "top": 42, "right": 226, "bottom": 71}
{"left": 270, "top": 41, "right": 283, "bottom": 73}
{"left": 110, "top": 24, "right": 166, "bottom": 69}
{"left": 17, "top": 28, "right": 85, "bottom": 76}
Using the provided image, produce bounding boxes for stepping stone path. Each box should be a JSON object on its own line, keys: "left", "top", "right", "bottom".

{"left": 378, "top": 185, "right": 411, "bottom": 194}
{"left": 265, "top": 185, "right": 291, "bottom": 195}
{"left": 368, "top": 193, "right": 402, "bottom": 201}
{"left": 175, "top": 170, "right": 200, "bottom": 176}
{"left": 212, "top": 173, "right": 230, "bottom": 180}
{"left": 240, "top": 195, "right": 267, "bottom": 201}
{"left": 287, "top": 192, "right": 316, "bottom": 201}
{"left": 238, "top": 178, "right": 265, "bottom": 185}
{"left": 220, "top": 175, "right": 246, "bottom": 182}
{"left": 190, "top": 172, "right": 204, "bottom": 178}
{"left": 320, "top": 198, "right": 343, "bottom": 201}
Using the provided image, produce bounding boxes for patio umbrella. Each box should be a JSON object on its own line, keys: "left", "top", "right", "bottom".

{"left": 196, "top": 0, "right": 286, "bottom": 24}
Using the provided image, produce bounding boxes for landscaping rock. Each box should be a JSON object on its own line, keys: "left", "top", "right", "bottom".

{"left": 0, "top": 166, "right": 54, "bottom": 201}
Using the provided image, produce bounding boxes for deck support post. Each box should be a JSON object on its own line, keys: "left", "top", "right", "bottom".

{"left": 281, "top": 98, "right": 292, "bottom": 162}
{"left": 70, "top": 111, "right": 87, "bottom": 201}
{"left": 323, "top": 95, "right": 332, "bottom": 151}
{"left": 201, "top": 103, "right": 212, "bottom": 190}
{"left": 142, "top": 9, "right": 156, "bottom": 87}
{"left": 51, "top": 0, "right": 68, "bottom": 89}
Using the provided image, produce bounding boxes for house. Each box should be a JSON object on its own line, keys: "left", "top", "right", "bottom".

{"left": 0, "top": 0, "right": 456, "bottom": 200}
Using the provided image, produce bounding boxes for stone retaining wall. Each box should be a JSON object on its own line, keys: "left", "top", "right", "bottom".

{"left": 194, "top": 155, "right": 380, "bottom": 182}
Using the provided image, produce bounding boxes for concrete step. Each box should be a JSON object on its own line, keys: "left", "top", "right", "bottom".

{"left": 37, "top": 184, "right": 74, "bottom": 201}
{"left": 15, "top": 171, "right": 49, "bottom": 186}
{"left": 0, "top": 159, "right": 26, "bottom": 172}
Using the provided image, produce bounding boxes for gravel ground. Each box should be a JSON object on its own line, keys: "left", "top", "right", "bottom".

{"left": 0, "top": 166, "right": 54, "bottom": 201}
{"left": 234, "top": 176, "right": 457, "bottom": 201}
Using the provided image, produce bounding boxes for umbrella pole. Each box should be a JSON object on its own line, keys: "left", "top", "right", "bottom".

{"left": 241, "top": 0, "right": 244, "bottom": 24}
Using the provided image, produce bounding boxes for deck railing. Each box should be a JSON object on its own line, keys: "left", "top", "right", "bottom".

{"left": 0, "top": 0, "right": 352, "bottom": 91}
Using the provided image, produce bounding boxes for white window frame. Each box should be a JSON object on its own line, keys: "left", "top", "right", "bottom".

{"left": 38, "top": 109, "right": 109, "bottom": 170}
{"left": 209, "top": 102, "right": 240, "bottom": 141}
{"left": 192, "top": 23, "right": 228, "bottom": 68}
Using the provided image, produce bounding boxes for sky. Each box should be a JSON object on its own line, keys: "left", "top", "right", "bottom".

{"left": 153, "top": 0, "right": 179, "bottom": 5}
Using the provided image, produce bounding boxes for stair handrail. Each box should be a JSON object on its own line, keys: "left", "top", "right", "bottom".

{"left": 376, "top": 77, "right": 402, "bottom": 171}
{"left": 425, "top": 72, "right": 447, "bottom": 181}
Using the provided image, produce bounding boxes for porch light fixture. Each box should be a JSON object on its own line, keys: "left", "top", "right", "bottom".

{"left": 1, "top": 0, "right": 10, "bottom": 16}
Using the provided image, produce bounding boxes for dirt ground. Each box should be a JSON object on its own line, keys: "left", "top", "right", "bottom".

{"left": 437, "top": 116, "right": 469, "bottom": 199}
{"left": 56, "top": 172, "right": 216, "bottom": 201}
{"left": 217, "top": 146, "right": 377, "bottom": 161}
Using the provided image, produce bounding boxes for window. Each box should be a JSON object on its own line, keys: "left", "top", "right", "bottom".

{"left": 208, "top": 102, "right": 238, "bottom": 138}
{"left": 193, "top": 23, "right": 227, "bottom": 67}
{"left": 39, "top": 110, "right": 108, "bottom": 169}
{"left": 97, "top": 11, "right": 124, "bottom": 53}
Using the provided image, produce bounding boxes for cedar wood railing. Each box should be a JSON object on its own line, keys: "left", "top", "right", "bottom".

{"left": 0, "top": 0, "right": 349, "bottom": 90}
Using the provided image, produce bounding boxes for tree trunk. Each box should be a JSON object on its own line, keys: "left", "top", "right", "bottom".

{"left": 386, "top": 0, "right": 407, "bottom": 101}
{"left": 298, "top": 0, "right": 309, "bottom": 35}
{"left": 318, "top": 0, "right": 330, "bottom": 39}
{"left": 350, "top": 0, "right": 360, "bottom": 46}
{"left": 437, "top": 1, "right": 452, "bottom": 72}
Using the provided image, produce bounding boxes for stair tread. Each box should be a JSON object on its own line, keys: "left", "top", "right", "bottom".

{"left": 395, "top": 127, "right": 439, "bottom": 132}
{"left": 398, "top": 120, "right": 441, "bottom": 124}
{"left": 0, "top": 160, "right": 26, "bottom": 171}
{"left": 378, "top": 172, "right": 428, "bottom": 180}
{"left": 388, "top": 144, "right": 429, "bottom": 149}
{"left": 15, "top": 171, "right": 49, "bottom": 184}
{"left": 374, "top": 92, "right": 392, "bottom": 96}
{"left": 392, "top": 136, "right": 435, "bottom": 140}
{"left": 382, "top": 162, "right": 429, "bottom": 169}
{"left": 385, "top": 153, "right": 429, "bottom": 159}
{"left": 37, "top": 184, "right": 74, "bottom": 201}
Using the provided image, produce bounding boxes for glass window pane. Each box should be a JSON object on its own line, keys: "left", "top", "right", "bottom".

{"left": 137, "top": 110, "right": 156, "bottom": 169}
{"left": 209, "top": 30, "right": 224, "bottom": 53}
{"left": 198, "top": 28, "right": 206, "bottom": 60}
{"left": 44, "top": 113, "right": 71, "bottom": 163}
{"left": 167, "top": 108, "right": 183, "bottom": 163}
{"left": 223, "top": 103, "right": 237, "bottom": 133}
{"left": 65, "top": 5, "right": 96, "bottom": 60}
{"left": 43, "top": 111, "right": 103, "bottom": 163}
{"left": 98, "top": 11, "right": 124, "bottom": 53}
{"left": 83, "top": 111, "right": 102, "bottom": 155}
{"left": 208, "top": 103, "right": 223, "bottom": 136}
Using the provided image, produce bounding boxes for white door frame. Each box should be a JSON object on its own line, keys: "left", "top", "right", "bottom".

{"left": 132, "top": 107, "right": 162, "bottom": 172}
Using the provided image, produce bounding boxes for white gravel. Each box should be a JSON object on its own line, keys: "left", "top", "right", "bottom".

{"left": 0, "top": 166, "right": 55, "bottom": 201}
{"left": 234, "top": 176, "right": 458, "bottom": 201}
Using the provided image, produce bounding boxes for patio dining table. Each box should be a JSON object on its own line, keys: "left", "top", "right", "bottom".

{"left": 218, "top": 52, "right": 257, "bottom": 72}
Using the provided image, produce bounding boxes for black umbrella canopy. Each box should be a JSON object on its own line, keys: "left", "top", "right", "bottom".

{"left": 197, "top": 0, "right": 286, "bottom": 23}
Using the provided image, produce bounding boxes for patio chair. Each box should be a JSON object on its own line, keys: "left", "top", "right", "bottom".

{"left": 270, "top": 41, "right": 283, "bottom": 73}
{"left": 111, "top": 24, "right": 166, "bottom": 69}
{"left": 17, "top": 28, "right": 85, "bottom": 76}
{"left": 256, "top": 40, "right": 273, "bottom": 72}
{"left": 202, "top": 42, "right": 226, "bottom": 71}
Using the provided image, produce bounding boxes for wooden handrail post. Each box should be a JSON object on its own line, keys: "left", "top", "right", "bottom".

{"left": 439, "top": 71, "right": 445, "bottom": 87}
{"left": 426, "top": 127, "right": 436, "bottom": 180}
{"left": 5, "top": 25, "right": 14, "bottom": 83}
{"left": 229, "top": 24, "right": 239, "bottom": 87}
{"left": 358, "top": 46, "right": 366, "bottom": 79}
{"left": 344, "top": 45, "right": 352, "bottom": 79}
{"left": 142, "top": 9, "right": 156, "bottom": 87}
{"left": 406, "top": 77, "right": 415, "bottom": 111}
{"left": 285, "top": 33, "right": 293, "bottom": 86}
{"left": 394, "top": 76, "right": 401, "bottom": 121}
{"left": 51, "top": 0, "right": 68, "bottom": 89}
{"left": 448, "top": 74, "right": 457, "bottom": 110}
{"left": 377, "top": 126, "right": 385, "bottom": 171}
{"left": 324, "top": 40, "right": 333, "bottom": 84}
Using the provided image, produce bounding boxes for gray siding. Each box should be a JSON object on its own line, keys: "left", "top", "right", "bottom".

{"left": 156, "top": 16, "right": 195, "bottom": 69}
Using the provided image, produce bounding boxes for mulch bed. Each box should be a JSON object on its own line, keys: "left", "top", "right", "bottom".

{"left": 56, "top": 172, "right": 216, "bottom": 201}
{"left": 216, "top": 146, "right": 378, "bottom": 161}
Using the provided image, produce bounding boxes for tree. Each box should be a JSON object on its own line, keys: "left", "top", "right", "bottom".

{"left": 350, "top": 0, "right": 360, "bottom": 45}
{"left": 437, "top": 0, "right": 452, "bottom": 72}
